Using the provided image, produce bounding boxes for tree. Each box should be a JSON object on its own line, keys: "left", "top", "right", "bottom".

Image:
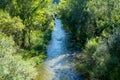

{"left": 58, "top": 0, "right": 120, "bottom": 79}
{"left": 58, "top": 0, "right": 96, "bottom": 49}
{"left": 0, "top": 0, "right": 53, "bottom": 49}
{"left": 0, "top": 10, "right": 24, "bottom": 46}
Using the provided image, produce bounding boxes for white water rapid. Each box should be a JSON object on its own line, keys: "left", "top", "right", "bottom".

{"left": 44, "top": 18, "right": 83, "bottom": 80}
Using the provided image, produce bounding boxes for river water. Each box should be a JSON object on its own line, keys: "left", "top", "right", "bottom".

{"left": 43, "top": 18, "right": 83, "bottom": 80}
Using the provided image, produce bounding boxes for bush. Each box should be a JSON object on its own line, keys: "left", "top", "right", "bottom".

{"left": 75, "top": 37, "right": 100, "bottom": 78}
{"left": 0, "top": 32, "right": 37, "bottom": 80}
{"left": 83, "top": 38, "right": 99, "bottom": 58}
{"left": 0, "top": 10, "right": 24, "bottom": 46}
{"left": 76, "top": 28, "right": 120, "bottom": 79}
{"left": 0, "top": 10, "right": 24, "bottom": 34}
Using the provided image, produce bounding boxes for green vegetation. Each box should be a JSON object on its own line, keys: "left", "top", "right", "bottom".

{"left": 0, "top": 0, "right": 54, "bottom": 61}
{"left": 0, "top": 0, "right": 120, "bottom": 80}
{"left": 0, "top": 0, "right": 54, "bottom": 80}
{"left": 58, "top": 0, "right": 120, "bottom": 80}
{"left": 0, "top": 33, "right": 37, "bottom": 80}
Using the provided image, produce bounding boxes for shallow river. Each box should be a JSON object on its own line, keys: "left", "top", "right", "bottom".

{"left": 39, "top": 18, "right": 83, "bottom": 80}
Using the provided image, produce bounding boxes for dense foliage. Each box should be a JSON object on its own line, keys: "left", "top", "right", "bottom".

{"left": 0, "top": 0, "right": 120, "bottom": 80}
{"left": 58, "top": 0, "right": 120, "bottom": 80}
{"left": 0, "top": 0, "right": 54, "bottom": 80}
{"left": 0, "top": 33, "right": 37, "bottom": 80}
{"left": 0, "top": 0, "right": 54, "bottom": 59}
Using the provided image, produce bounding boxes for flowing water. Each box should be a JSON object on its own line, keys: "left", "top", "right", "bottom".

{"left": 42, "top": 18, "right": 83, "bottom": 80}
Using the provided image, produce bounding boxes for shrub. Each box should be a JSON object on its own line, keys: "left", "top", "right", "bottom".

{"left": 76, "top": 28, "right": 120, "bottom": 79}
{"left": 83, "top": 37, "right": 99, "bottom": 58}
{"left": 0, "top": 32, "right": 37, "bottom": 80}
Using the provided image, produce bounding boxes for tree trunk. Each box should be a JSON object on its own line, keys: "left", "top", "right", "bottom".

{"left": 28, "top": 27, "right": 31, "bottom": 50}
{"left": 21, "top": 29, "right": 26, "bottom": 48}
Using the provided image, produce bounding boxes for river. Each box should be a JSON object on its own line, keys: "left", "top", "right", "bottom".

{"left": 42, "top": 18, "right": 83, "bottom": 80}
